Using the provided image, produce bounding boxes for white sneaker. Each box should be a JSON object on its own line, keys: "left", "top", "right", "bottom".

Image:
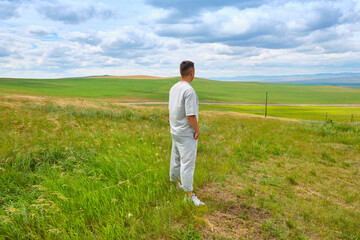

{"left": 190, "top": 193, "right": 205, "bottom": 206}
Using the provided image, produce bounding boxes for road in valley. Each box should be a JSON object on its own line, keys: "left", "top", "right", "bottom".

{"left": 123, "top": 102, "right": 360, "bottom": 107}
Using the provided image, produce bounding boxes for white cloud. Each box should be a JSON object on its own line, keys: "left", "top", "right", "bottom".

{"left": 0, "top": 0, "right": 359, "bottom": 78}
{"left": 0, "top": 0, "right": 22, "bottom": 20}
{"left": 36, "top": 0, "right": 115, "bottom": 24}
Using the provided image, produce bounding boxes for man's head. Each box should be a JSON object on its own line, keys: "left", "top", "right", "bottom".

{"left": 180, "top": 60, "right": 195, "bottom": 81}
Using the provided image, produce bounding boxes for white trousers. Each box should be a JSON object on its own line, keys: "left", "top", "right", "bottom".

{"left": 169, "top": 134, "right": 198, "bottom": 192}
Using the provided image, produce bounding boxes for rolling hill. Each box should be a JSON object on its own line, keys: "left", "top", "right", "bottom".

{"left": 1, "top": 76, "right": 360, "bottom": 104}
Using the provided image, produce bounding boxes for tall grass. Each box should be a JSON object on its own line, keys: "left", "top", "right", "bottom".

{"left": 1, "top": 97, "right": 359, "bottom": 239}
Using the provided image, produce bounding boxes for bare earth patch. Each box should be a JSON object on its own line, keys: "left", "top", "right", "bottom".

{"left": 0, "top": 94, "right": 158, "bottom": 115}
{"left": 198, "top": 180, "right": 270, "bottom": 239}
{"left": 0, "top": 94, "right": 101, "bottom": 109}
{"left": 0, "top": 94, "right": 48, "bottom": 102}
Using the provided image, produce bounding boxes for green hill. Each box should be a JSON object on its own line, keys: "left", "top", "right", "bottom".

{"left": 1, "top": 77, "right": 360, "bottom": 104}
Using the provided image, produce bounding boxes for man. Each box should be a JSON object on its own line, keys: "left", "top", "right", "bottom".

{"left": 168, "top": 60, "right": 205, "bottom": 206}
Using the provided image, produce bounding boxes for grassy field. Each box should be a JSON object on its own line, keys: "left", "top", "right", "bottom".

{"left": 0, "top": 94, "right": 359, "bottom": 239}
{"left": 1, "top": 77, "right": 360, "bottom": 104}
{"left": 200, "top": 105, "right": 360, "bottom": 123}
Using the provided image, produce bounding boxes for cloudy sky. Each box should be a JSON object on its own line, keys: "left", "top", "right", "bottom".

{"left": 1, "top": 0, "right": 360, "bottom": 78}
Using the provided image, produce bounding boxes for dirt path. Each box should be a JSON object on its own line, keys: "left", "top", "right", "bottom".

{"left": 124, "top": 102, "right": 360, "bottom": 107}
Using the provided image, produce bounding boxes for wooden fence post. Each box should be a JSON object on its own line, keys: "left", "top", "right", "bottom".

{"left": 265, "top": 91, "right": 268, "bottom": 118}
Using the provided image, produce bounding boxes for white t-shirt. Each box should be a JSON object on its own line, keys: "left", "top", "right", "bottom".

{"left": 169, "top": 81, "right": 199, "bottom": 137}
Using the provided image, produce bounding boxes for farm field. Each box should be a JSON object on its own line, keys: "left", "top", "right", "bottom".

{"left": 1, "top": 77, "right": 360, "bottom": 104}
{"left": 0, "top": 94, "right": 359, "bottom": 239}
{"left": 200, "top": 105, "right": 360, "bottom": 123}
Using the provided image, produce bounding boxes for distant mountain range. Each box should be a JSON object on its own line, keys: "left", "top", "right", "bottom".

{"left": 210, "top": 72, "right": 360, "bottom": 88}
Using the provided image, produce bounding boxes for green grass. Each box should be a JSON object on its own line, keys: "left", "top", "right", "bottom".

{"left": 1, "top": 96, "right": 360, "bottom": 239}
{"left": 200, "top": 105, "right": 360, "bottom": 122}
{"left": 1, "top": 77, "right": 360, "bottom": 104}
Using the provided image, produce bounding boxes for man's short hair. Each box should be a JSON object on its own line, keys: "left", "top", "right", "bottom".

{"left": 180, "top": 60, "right": 194, "bottom": 77}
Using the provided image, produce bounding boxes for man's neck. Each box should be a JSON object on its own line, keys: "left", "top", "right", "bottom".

{"left": 180, "top": 78, "right": 192, "bottom": 84}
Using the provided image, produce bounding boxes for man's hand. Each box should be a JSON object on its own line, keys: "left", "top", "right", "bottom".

{"left": 186, "top": 115, "right": 200, "bottom": 140}
{"left": 194, "top": 130, "right": 200, "bottom": 140}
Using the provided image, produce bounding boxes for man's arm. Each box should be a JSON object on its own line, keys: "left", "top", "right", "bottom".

{"left": 186, "top": 115, "right": 200, "bottom": 140}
